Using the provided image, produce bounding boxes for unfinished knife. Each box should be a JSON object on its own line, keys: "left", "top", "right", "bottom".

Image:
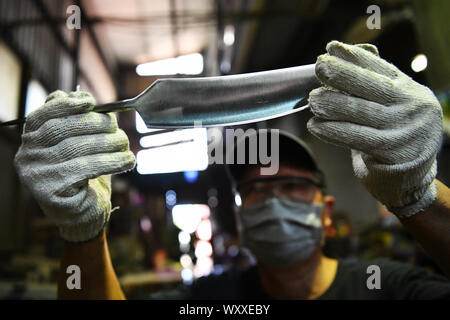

{"left": 0, "top": 63, "right": 320, "bottom": 129}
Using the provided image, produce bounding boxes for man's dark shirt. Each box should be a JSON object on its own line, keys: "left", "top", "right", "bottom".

{"left": 150, "top": 258, "right": 450, "bottom": 300}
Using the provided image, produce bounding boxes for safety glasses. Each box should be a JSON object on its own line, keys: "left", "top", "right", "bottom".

{"left": 237, "top": 176, "right": 323, "bottom": 207}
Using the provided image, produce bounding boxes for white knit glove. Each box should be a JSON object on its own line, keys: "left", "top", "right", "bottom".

{"left": 14, "top": 90, "right": 136, "bottom": 242}
{"left": 307, "top": 41, "right": 443, "bottom": 218}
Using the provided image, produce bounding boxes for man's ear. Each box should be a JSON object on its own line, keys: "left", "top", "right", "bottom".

{"left": 321, "top": 195, "right": 335, "bottom": 228}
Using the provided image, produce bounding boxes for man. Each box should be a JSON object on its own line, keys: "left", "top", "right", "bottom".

{"left": 13, "top": 41, "right": 450, "bottom": 299}
{"left": 149, "top": 129, "right": 450, "bottom": 299}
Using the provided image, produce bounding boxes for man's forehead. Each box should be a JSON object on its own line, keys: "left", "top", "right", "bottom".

{"left": 242, "top": 164, "right": 315, "bottom": 181}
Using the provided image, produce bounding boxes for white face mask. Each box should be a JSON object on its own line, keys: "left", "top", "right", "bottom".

{"left": 237, "top": 197, "right": 324, "bottom": 266}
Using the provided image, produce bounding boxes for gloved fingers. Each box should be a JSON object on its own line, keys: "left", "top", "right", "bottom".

{"left": 308, "top": 117, "right": 370, "bottom": 151}
{"left": 307, "top": 117, "right": 406, "bottom": 163}
{"left": 48, "top": 175, "right": 112, "bottom": 207}
{"left": 326, "top": 41, "right": 400, "bottom": 79}
{"left": 23, "top": 112, "right": 118, "bottom": 147}
{"left": 25, "top": 90, "right": 96, "bottom": 132}
{"left": 355, "top": 43, "right": 379, "bottom": 56}
{"left": 315, "top": 54, "right": 400, "bottom": 105}
{"left": 22, "top": 129, "right": 130, "bottom": 164}
{"left": 61, "top": 150, "right": 136, "bottom": 187}
{"left": 308, "top": 87, "right": 403, "bottom": 129}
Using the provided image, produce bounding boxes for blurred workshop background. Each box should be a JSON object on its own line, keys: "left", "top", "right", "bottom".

{"left": 0, "top": 0, "right": 449, "bottom": 299}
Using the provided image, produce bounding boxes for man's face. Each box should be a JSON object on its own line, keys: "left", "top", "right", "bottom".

{"left": 234, "top": 163, "right": 335, "bottom": 267}
{"left": 237, "top": 164, "right": 334, "bottom": 230}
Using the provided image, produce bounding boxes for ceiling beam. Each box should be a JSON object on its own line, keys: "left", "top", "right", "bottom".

{"left": 31, "top": 0, "right": 97, "bottom": 94}
{"left": 78, "top": 0, "right": 120, "bottom": 94}
{"left": 169, "top": 0, "right": 180, "bottom": 57}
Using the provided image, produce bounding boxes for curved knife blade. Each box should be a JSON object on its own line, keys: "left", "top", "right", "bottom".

{"left": 128, "top": 63, "right": 320, "bottom": 128}
{"left": 1, "top": 64, "right": 320, "bottom": 128}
